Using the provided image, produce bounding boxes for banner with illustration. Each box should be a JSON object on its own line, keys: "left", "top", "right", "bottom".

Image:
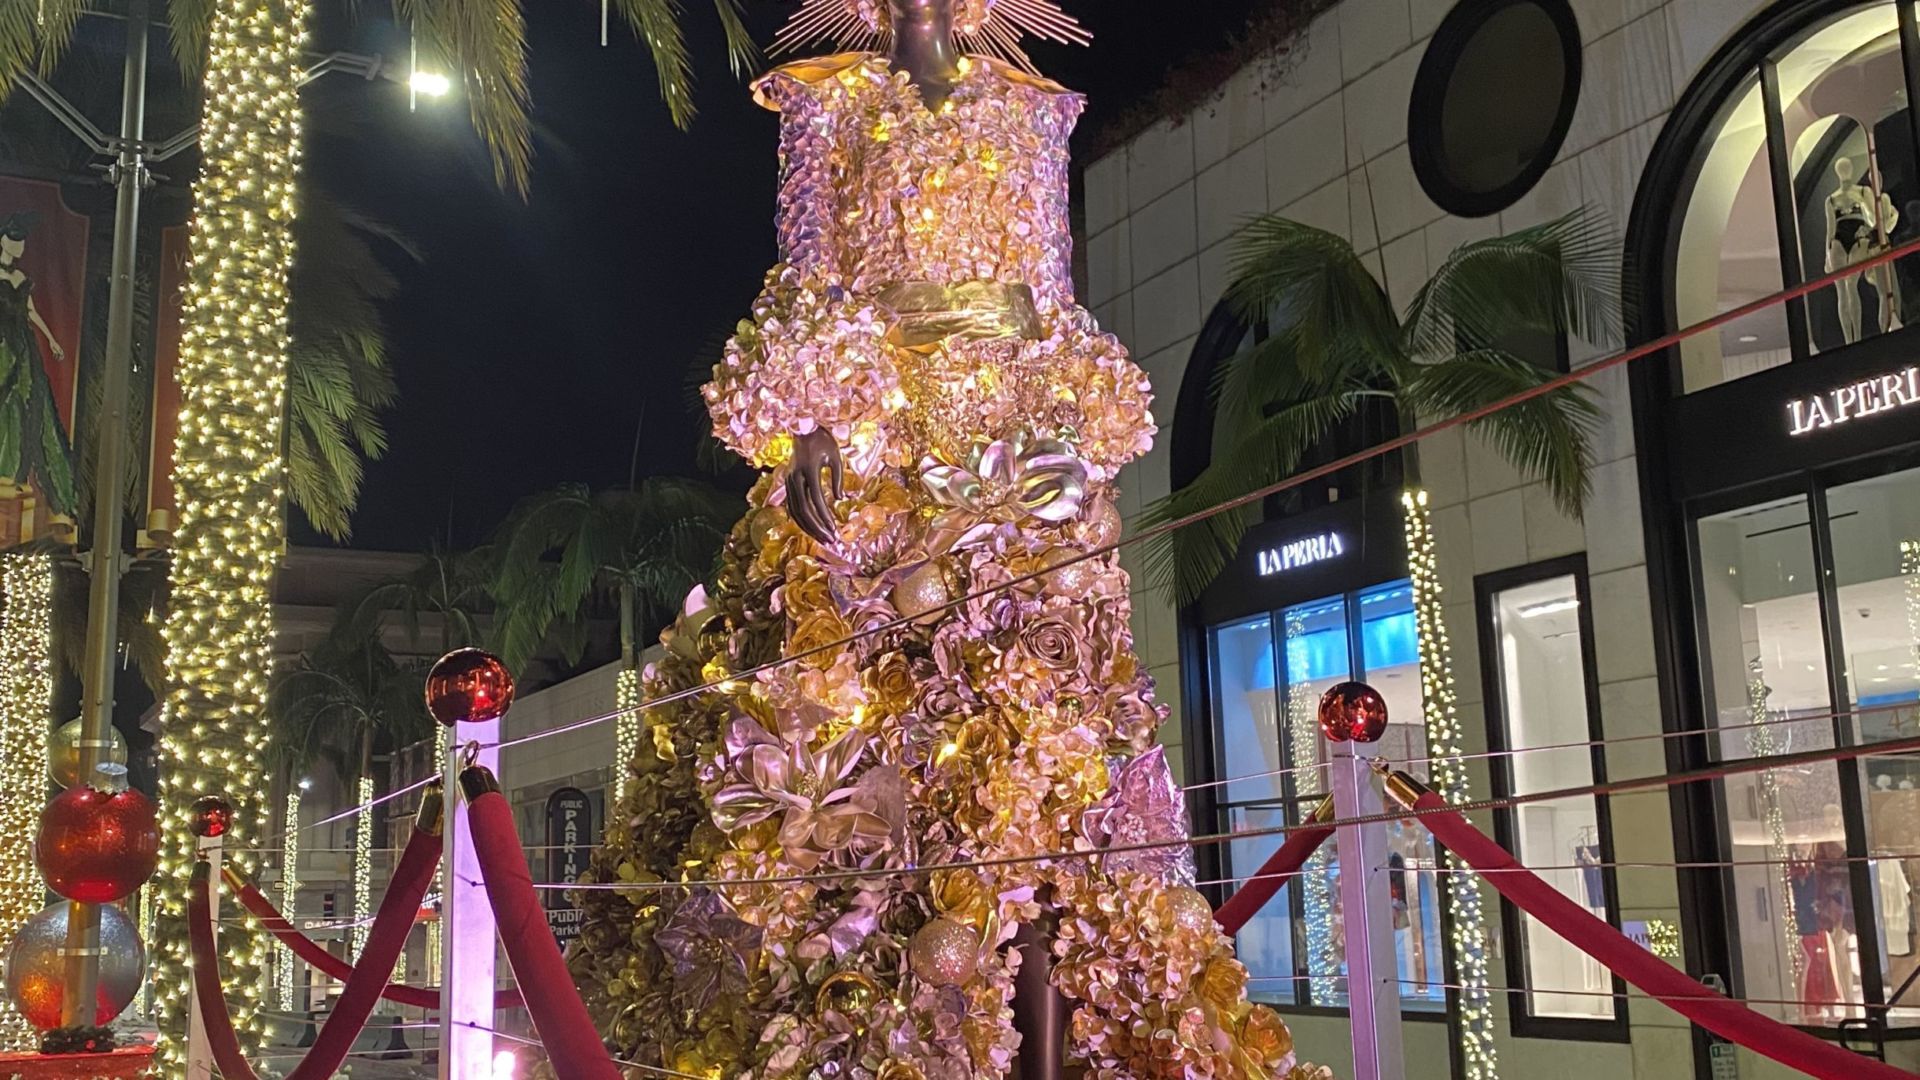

{"left": 145, "top": 225, "right": 189, "bottom": 537}
{"left": 0, "top": 177, "right": 88, "bottom": 547}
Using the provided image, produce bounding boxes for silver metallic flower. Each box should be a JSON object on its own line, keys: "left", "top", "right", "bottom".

{"left": 1081, "top": 745, "right": 1197, "bottom": 885}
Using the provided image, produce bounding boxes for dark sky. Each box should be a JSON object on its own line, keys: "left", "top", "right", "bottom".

{"left": 299, "top": 0, "right": 1265, "bottom": 552}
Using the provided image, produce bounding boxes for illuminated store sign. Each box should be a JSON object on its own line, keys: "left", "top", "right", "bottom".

{"left": 1787, "top": 366, "right": 1920, "bottom": 436}
{"left": 1255, "top": 532, "right": 1346, "bottom": 576}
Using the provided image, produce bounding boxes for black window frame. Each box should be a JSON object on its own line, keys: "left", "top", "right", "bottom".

{"left": 1409, "top": 0, "right": 1586, "bottom": 219}
{"left": 1475, "top": 554, "right": 1632, "bottom": 1042}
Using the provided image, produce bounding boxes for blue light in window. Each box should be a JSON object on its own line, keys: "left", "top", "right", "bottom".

{"left": 1363, "top": 610, "right": 1419, "bottom": 670}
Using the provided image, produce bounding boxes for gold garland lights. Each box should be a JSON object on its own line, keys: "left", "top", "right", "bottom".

{"left": 152, "top": 0, "right": 310, "bottom": 1063}
{"left": 0, "top": 554, "right": 52, "bottom": 1050}
{"left": 1401, "top": 489, "right": 1498, "bottom": 1080}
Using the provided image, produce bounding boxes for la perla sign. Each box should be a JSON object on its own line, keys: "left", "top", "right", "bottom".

{"left": 1788, "top": 366, "right": 1920, "bottom": 435}
{"left": 1256, "top": 532, "right": 1346, "bottom": 576}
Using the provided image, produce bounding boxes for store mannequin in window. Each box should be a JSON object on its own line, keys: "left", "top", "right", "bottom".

{"left": 1827, "top": 155, "right": 1901, "bottom": 344}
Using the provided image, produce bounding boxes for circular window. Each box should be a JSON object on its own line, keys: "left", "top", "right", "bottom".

{"left": 1410, "top": 0, "right": 1583, "bottom": 217}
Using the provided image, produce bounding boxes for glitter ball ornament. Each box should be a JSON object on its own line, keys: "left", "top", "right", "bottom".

{"left": 908, "top": 917, "right": 978, "bottom": 986}
{"left": 4, "top": 902, "right": 144, "bottom": 1029}
{"left": 47, "top": 719, "right": 128, "bottom": 789}
{"left": 426, "top": 648, "right": 517, "bottom": 726}
{"left": 188, "top": 794, "right": 233, "bottom": 838}
{"left": 1163, "top": 886, "right": 1216, "bottom": 937}
{"left": 35, "top": 786, "right": 159, "bottom": 903}
{"left": 814, "top": 969, "right": 882, "bottom": 1020}
{"left": 1318, "top": 681, "right": 1388, "bottom": 743}
{"left": 891, "top": 561, "right": 950, "bottom": 620}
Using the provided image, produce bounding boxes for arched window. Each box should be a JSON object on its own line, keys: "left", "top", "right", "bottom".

{"left": 1169, "top": 300, "right": 1403, "bottom": 520}
{"left": 1648, "top": 0, "right": 1920, "bottom": 393}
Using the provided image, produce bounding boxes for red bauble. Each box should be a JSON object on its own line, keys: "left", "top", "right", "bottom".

{"left": 425, "top": 648, "right": 516, "bottom": 726}
{"left": 189, "top": 794, "right": 233, "bottom": 838}
{"left": 1318, "top": 681, "right": 1389, "bottom": 744}
{"left": 34, "top": 786, "right": 159, "bottom": 903}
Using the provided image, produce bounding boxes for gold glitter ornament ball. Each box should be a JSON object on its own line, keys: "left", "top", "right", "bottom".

{"left": 1164, "top": 886, "right": 1216, "bottom": 937}
{"left": 908, "top": 917, "right": 980, "bottom": 986}
{"left": 892, "top": 560, "right": 951, "bottom": 620}
{"left": 815, "top": 969, "right": 883, "bottom": 1018}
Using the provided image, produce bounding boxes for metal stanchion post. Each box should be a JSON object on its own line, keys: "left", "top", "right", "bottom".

{"left": 440, "top": 722, "right": 500, "bottom": 1080}
{"left": 186, "top": 831, "right": 223, "bottom": 1080}
{"left": 1331, "top": 748, "right": 1404, "bottom": 1080}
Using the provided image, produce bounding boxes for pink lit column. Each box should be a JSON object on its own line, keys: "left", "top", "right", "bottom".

{"left": 440, "top": 718, "right": 498, "bottom": 1079}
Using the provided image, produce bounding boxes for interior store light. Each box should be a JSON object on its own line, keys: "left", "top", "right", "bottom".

{"left": 1516, "top": 598, "right": 1580, "bottom": 619}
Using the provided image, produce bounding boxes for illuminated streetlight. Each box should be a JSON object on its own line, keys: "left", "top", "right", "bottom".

{"left": 408, "top": 70, "right": 452, "bottom": 98}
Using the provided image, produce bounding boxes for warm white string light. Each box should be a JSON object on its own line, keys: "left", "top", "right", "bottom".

{"left": 1284, "top": 605, "right": 1339, "bottom": 1004}
{"left": 613, "top": 666, "right": 640, "bottom": 804}
{"left": 0, "top": 554, "right": 52, "bottom": 1050}
{"left": 1402, "top": 488, "right": 1497, "bottom": 1080}
{"left": 152, "top": 0, "right": 311, "bottom": 1063}
{"left": 351, "top": 775, "right": 373, "bottom": 957}
{"left": 278, "top": 788, "right": 300, "bottom": 1011}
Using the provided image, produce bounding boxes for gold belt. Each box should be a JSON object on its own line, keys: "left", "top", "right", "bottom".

{"left": 877, "top": 280, "right": 1042, "bottom": 349}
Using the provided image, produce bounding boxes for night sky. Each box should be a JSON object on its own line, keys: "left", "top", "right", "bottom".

{"left": 298, "top": 0, "right": 1265, "bottom": 552}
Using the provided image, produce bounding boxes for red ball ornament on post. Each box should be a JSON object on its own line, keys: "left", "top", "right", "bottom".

{"left": 189, "top": 794, "right": 234, "bottom": 839}
{"left": 426, "top": 648, "right": 516, "bottom": 726}
{"left": 34, "top": 786, "right": 160, "bottom": 904}
{"left": 1318, "top": 681, "right": 1389, "bottom": 744}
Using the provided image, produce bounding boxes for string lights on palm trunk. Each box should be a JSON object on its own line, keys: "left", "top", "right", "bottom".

{"left": 152, "top": 0, "right": 312, "bottom": 1063}
{"left": 0, "top": 554, "right": 52, "bottom": 1050}
{"left": 352, "top": 776, "right": 374, "bottom": 958}
{"left": 613, "top": 666, "right": 641, "bottom": 804}
{"left": 1401, "top": 489, "right": 1497, "bottom": 1080}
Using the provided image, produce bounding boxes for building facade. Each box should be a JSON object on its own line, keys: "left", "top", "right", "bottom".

{"left": 1092, "top": 0, "right": 1920, "bottom": 1076}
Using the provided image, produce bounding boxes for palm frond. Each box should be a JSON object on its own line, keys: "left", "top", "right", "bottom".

{"left": 708, "top": 0, "right": 757, "bottom": 77}
{"left": 1223, "top": 214, "right": 1400, "bottom": 397}
{"left": 1402, "top": 348, "right": 1600, "bottom": 515}
{"left": 401, "top": 0, "right": 534, "bottom": 194}
{"left": 1402, "top": 207, "right": 1623, "bottom": 359}
{"left": 611, "top": 0, "right": 696, "bottom": 129}
{"left": 0, "top": 0, "right": 84, "bottom": 96}
{"left": 164, "top": 0, "right": 215, "bottom": 73}
{"left": 1138, "top": 386, "right": 1365, "bottom": 605}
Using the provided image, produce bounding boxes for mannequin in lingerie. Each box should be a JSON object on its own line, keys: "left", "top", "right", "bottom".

{"left": 1826, "top": 155, "right": 1901, "bottom": 344}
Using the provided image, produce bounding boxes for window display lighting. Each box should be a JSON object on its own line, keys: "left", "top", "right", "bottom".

{"left": 0, "top": 554, "right": 52, "bottom": 1050}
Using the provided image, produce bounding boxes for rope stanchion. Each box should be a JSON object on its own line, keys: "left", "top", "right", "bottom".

{"left": 224, "top": 868, "right": 526, "bottom": 1011}
{"left": 460, "top": 764, "right": 621, "bottom": 1080}
{"left": 187, "top": 786, "right": 447, "bottom": 1080}
{"left": 1213, "top": 793, "right": 1336, "bottom": 936}
{"left": 1380, "top": 769, "right": 1918, "bottom": 1080}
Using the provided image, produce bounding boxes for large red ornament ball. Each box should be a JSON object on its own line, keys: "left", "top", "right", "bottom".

{"left": 34, "top": 786, "right": 159, "bottom": 904}
{"left": 1318, "top": 681, "right": 1389, "bottom": 744}
{"left": 189, "top": 794, "right": 234, "bottom": 839}
{"left": 426, "top": 648, "right": 516, "bottom": 727}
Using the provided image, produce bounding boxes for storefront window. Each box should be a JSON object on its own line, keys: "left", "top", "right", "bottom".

{"left": 1826, "top": 466, "right": 1920, "bottom": 1017}
{"left": 1482, "top": 566, "right": 1618, "bottom": 1023}
{"left": 1671, "top": 2, "right": 1920, "bottom": 391}
{"left": 1697, "top": 493, "right": 1865, "bottom": 1024}
{"left": 1209, "top": 583, "right": 1444, "bottom": 1010}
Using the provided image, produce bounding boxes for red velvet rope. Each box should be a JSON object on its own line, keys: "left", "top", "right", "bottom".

{"left": 1213, "top": 813, "right": 1337, "bottom": 936}
{"left": 188, "top": 825, "right": 442, "bottom": 1080}
{"left": 225, "top": 870, "right": 525, "bottom": 1011}
{"left": 1406, "top": 789, "right": 1918, "bottom": 1080}
{"left": 466, "top": 786, "right": 621, "bottom": 1080}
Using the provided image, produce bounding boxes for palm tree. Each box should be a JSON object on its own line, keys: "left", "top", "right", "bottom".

{"left": 489, "top": 479, "right": 741, "bottom": 676}
{"left": 1139, "top": 208, "right": 1621, "bottom": 603}
{"left": 336, "top": 539, "right": 491, "bottom": 658}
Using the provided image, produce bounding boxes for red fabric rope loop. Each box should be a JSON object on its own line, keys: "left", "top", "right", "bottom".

{"left": 1213, "top": 796, "right": 1337, "bottom": 936}
{"left": 187, "top": 824, "right": 444, "bottom": 1080}
{"left": 226, "top": 871, "right": 524, "bottom": 1010}
{"left": 464, "top": 784, "right": 622, "bottom": 1080}
{"left": 1403, "top": 787, "right": 1917, "bottom": 1080}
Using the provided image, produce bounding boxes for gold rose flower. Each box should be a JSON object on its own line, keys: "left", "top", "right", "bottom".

{"left": 790, "top": 609, "right": 854, "bottom": 668}
{"left": 1238, "top": 1004, "right": 1294, "bottom": 1063}
{"left": 930, "top": 868, "right": 993, "bottom": 932}
{"left": 1197, "top": 957, "right": 1250, "bottom": 1011}
{"left": 865, "top": 651, "right": 917, "bottom": 714}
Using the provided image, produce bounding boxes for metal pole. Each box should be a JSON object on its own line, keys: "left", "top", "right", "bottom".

{"left": 1330, "top": 747, "right": 1405, "bottom": 1080}
{"left": 60, "top": 0, "right": 150, "bottom": 1027}
{"left": 440, "top": 723, "right": 498, "bottom": 1080}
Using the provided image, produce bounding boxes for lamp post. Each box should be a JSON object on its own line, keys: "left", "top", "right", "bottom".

{"left": 13, "top": 15, "right": 448, "bottom": 1029}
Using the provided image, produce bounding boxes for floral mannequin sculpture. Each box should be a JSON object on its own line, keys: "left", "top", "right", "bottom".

{"left": 567, "top": 0, "right": 1312, "bottom": 1077}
